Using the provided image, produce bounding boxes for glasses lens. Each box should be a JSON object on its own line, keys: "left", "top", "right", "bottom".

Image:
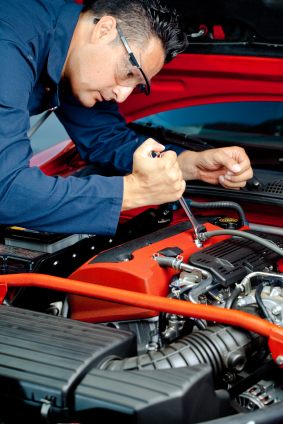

{"left": 116, "top": 54, "right": 151, "bottom": 95}
{"left": 116, "top": 68, "right": 145, "bottom": 88}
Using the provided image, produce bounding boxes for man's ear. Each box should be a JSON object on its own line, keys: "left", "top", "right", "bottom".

{"left": 91, "top": 16, "right": 117, "bottom": 45}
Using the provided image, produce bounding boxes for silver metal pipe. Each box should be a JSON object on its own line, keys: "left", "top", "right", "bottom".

{"left": 249, "top": 223, "right": 283, "bottom": 236}
{"left": 180, "top": 262, "right": 211, "bottom": 280}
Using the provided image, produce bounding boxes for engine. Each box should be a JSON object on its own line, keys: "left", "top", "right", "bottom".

{"left": 68, "top": 213, "right": 283, "bottom": 414}
{"left": 1, "top": 204, "right": 283, "bottom": 423}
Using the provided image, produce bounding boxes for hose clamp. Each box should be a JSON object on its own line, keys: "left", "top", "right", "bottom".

{"left": 40, "top": 399, "right": 52, "bottom": 423}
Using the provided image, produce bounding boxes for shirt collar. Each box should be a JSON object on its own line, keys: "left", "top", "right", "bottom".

{"left": 47, "top": 0, "right": 84, "bottom": 84}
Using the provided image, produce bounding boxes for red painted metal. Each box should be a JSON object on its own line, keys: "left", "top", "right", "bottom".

{"left": 30, "top": 138, "right": 87, "bottom": 176}
{"left": 68, "top": 223, "right": 247, "bottom": 323}
{"left": 212, "top": 25, "right": 226, "bottom": 39}
{"left": 118, "top": 54, "right": 283, "bottom": 122}
{"left": 0, "top": 273, "right": 282, "bottom": 367}
{"left": 0, "top": 283, "right": 7, "bottom": 303}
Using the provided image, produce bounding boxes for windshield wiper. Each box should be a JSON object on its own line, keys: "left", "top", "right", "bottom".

{"left": 128, "top": 123, "right": 214, "bottom": 152}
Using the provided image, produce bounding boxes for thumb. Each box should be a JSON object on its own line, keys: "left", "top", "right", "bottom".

{"left": 218, "top": 151, "right": 242, "bottom": 173}
{"left": 135, "top": 138, "right": 165, "bottom": 158}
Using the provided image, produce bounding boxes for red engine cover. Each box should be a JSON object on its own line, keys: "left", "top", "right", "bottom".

{"left": 68, "top": 222, "right": 232, "bottom": 322}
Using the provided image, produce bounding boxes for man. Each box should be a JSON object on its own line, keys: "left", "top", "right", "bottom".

{"left": 0, "top": 0, "right": 252, "bottom": 236}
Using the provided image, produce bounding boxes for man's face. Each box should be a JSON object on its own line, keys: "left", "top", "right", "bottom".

{"left": 64, "top": 18, "right": 165, "bottom": 108}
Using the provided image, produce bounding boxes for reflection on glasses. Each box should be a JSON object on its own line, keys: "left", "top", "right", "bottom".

{"left": 116, "top": 54, "right": 151, "bottom": 95}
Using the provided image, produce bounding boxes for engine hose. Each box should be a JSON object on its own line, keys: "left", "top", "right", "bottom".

{"left": 188, "top": 278, "right": 212, "bottom": 303}
{"left": 194, "top": 318, "right": 206, "bottom": 330}
{"left": 104, "top": 320, "right": 267, "bottom": 377}
{"left": 155, "top": 256, "right": 213, "bottom": 304}
{"left": 199, "top": 229, "right": 283, "bottom": 257}
{"left": 189, "top": 201, "right": 247, "bottom": 224}
{"left": 255, "top": 280, "right": 283, "bottom": 320}
{"left": 225, "top": 286, "right": 242, "bottom": 310}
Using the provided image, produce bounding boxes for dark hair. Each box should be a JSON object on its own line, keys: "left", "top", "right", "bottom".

{"left": 83, "top": 0, "right": 188, "bottom": 63}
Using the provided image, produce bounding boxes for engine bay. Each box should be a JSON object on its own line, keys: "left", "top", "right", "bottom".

{"left": 1, "top": 201, "right": 283, "bottom": 423}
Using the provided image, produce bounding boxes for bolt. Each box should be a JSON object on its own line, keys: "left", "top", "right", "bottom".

{"left": 163, "top": 210, "right": 169, "bottom": 216}
{"left": 253, "top": 181, "right": 260, "bottom": 187}
{"left": 272, "top": 305, "right": 282, "bottom": 316}
{"left": 218, "top": 293, "right": 223, "bottom": 299}
{"left": 91, "top": 246, "right": 95, "bottom": 250}
{"left": 53, "top": 261, "right": 58, "bottom": 266}
{"left": 109, "top": 239, "right": 113, "bottom": 243}
{"left": 72, "top": 253, "right": 77, "bottom": 258}
{"left": 198, "top": 294, "right": 207, "bottom": 304}
{"left": 223, "top": 372, "right": 235, "bottom": 383}
{"left": 276, "top": 355, "right": 283, "bottom": 366}
{"left": 237, "top": 299, "right": 246, "bottom": 307}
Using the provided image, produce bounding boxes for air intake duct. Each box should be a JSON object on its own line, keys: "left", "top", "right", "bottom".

{"left": 104, "top": 321, "right": 266, "bottom": 378}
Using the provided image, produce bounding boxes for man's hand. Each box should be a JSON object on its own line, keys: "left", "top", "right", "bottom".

{"left": 177, "top": 146, "right": 253, "bottom": 189}
{"left": 122, "top": 139, "right": 185, "bottom": 211}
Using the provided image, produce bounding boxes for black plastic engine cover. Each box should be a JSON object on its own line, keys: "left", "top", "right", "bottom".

{"left": 189, "top": 230, "right": 283, "bottom": 286}
{"left": 0, "top": 305, "right": 136, "bottom": 423}
{"left": 0, "top": 306, "right": 230, "bottom": 424}
{"left": 74, "top": 366, "right": 230, "bottom": 424}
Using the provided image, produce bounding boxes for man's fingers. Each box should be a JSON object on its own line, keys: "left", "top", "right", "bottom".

{"left": 214, "top": 150, "right": 242, "bottom": 173}
{"left": 135, "top": 138, "right": 165, "bottom": 158}
{"left": 214, "top": 147, "right": 252, "bottom": 175}
{"left": 219, "top": 176, "right": 247, "bottom": 189}
{"left": 223, "top": 168, "right": 253, "bottom": 183}
{"left": 162, "top": 150, "right": 178, "bottom": 163}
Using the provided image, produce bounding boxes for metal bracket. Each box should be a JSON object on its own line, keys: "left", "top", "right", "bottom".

{"left": 268, "top": 326, "right": 283, "bottom": 368}
{"left": 40, "top": 399, "right": 52, "bottom": 423}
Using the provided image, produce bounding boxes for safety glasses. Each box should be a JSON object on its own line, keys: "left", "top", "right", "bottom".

{"left": 94, "top": 18, "right": 151, "bottom": 96}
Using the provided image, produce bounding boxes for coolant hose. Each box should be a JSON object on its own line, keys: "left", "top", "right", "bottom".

{"left": 155, "top": 256, "right": 213, "bottom": 303}
{"left": 225, "top": 286, "right": 242, "bottom": 310}
{"left": 188, "top": 277, "right": 212, "bottom": 303}
{"left": 104, "top": 321, "right": 267, "bottom": 376}
{"left": 189, "top": 201, "right": 247, "bottom": 224}
{"left": 199, "top": 230, "right": 283, "bottom": 257}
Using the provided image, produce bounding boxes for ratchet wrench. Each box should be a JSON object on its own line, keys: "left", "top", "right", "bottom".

{"left": 151, "top": 151, "right": 206, "bottom": 247}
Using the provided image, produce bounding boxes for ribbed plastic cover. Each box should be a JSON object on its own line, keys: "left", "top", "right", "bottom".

{"left": 0, "top": 306, "right": 136, "bottom": 409}
{"left": 75, "top": 366, "right": 229, "bottom": 424}
{"left": 189, "top": 231, "right": 283, "bottom": 286}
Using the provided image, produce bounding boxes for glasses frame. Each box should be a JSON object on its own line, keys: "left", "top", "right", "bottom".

{"left": 93, "top": 18, "right": 151, "bottom": 96}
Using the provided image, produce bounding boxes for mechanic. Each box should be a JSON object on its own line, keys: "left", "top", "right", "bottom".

{"left": 0, "top": 0, "right": 253, "bottom": 236}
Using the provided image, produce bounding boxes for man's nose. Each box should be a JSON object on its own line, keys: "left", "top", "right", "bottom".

{"left": 113, "top": 86, "right": 134, "bottom": 103}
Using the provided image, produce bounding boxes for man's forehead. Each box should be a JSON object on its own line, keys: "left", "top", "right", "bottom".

{"left": 136, "top": 36, "right": 165, "bottom": 77}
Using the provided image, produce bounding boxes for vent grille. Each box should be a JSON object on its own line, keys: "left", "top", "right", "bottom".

{"left": 189, "top": 231, "right": 283, "bottom": 286}
{"left": 260, "top": 179, "right": 283, "bottom": 194}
